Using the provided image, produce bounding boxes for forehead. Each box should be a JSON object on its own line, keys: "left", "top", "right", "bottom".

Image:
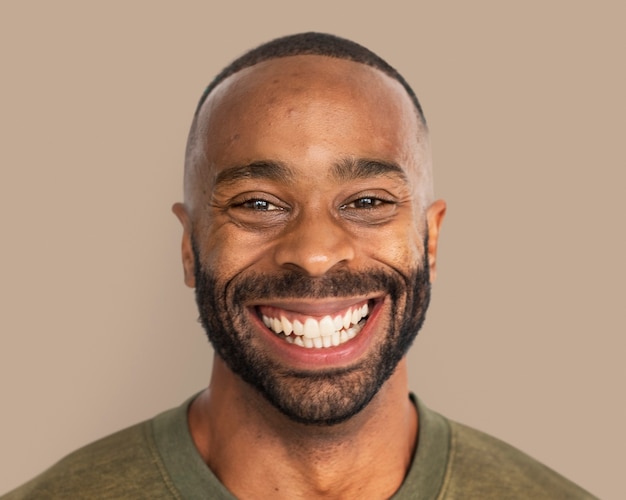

{"left": 203, "top": 55, "right": 417, "bottom": 118}
{"left": 188, "top": 55, "right": 429, "bottom": 196}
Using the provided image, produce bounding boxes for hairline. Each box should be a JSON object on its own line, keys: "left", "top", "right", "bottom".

{"left": 192, "top": 33, "right": 427, "bottom": 128}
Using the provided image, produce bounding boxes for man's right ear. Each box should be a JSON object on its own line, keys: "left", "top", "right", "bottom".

{"left": 172, "top": 203, "right": 196, "bottom": 288}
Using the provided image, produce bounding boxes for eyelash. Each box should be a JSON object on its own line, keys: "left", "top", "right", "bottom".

{"left": 340, "top": 196, "right": 395, "bottom": 210}
{"left": 236, "top": 196, "right": 393, "bottom": 211}
{"left": 226, "top": 191, "right": 397, "bottom": 231}
{"left": 234, "top": 196, "right": 286, "bottom": 212}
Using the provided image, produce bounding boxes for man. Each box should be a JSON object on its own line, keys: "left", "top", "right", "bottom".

{"left": 3, "top": 33, "right": 594, "bottom": 499}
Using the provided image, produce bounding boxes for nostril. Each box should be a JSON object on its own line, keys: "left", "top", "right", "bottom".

{"left": 278, "top": 258, "right": 351, "bottom": 278}
{"left": 273, "top": 231, "right": 355, "bottom": 277}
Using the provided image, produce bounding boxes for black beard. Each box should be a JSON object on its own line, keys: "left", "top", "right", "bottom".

{"left": 193, "top": 237, "right": 431, "bottom": 426}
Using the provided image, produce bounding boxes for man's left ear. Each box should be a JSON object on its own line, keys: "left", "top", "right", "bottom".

{"left": 426, "top": 199, "right": 447, "bottom": 282}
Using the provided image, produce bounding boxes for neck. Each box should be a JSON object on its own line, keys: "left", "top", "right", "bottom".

{"left": 189, "top": 357, "right": 418, "bottom": 499}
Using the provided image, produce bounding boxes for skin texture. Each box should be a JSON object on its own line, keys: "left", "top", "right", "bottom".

{"left": 173, "top": 55, "right": 446, "bottom": 499}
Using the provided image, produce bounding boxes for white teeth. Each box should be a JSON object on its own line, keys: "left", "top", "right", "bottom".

{"left": 347, "top": 321, "right": 364, "bottom": 339}
{"left": 303, "top": 318, "right": 319, "bottom": 339}
{"left": 271, "top": 317, "right": 283, "bottom": 334}
{"left": 342, "top": 310, "right": 351, "bottom": 330}
{"left": 281, "top": 317, "right": 293, "bottom": 335}
{"left": 293, "top": 319, "right": 304, "bottom": 336}
{"left": 351, "top": 308, "right": 361, "bottom": 325}
{"left": 333, "top": 315, "right": 343, "bottom": 330}
{"left": 319, "top": 316, "right": 335, "bottom": 337}
{"left": 261, "top": 302, "right": 371, "bottom": 349}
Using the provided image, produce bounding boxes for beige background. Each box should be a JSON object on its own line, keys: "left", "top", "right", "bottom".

{"left": 1, "top": 1, "right": 623, "bottom": 498}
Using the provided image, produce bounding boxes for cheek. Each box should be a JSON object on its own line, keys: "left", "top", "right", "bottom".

{"left": 195, "top": 219, "right": 278, "bottom": 276}
{"left": 359, "top": 218, "right": 425, "bottom": 270}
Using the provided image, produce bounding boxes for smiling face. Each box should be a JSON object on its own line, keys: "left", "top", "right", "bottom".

{"left": 175, "top": 55, "right": 445, "bottom": 425}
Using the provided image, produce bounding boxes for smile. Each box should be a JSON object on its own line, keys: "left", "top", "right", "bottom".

{"left": 257, "top": 300, "right": 372, "bottom": 349}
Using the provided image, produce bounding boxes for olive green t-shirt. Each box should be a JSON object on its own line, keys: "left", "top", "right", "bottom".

{"left": 2, "top": 396, "right": 596, "bottom": 499}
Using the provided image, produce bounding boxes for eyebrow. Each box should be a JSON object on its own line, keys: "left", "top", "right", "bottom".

{"left": 331, "top": 157, "right": 408, "bottom": 182}
{"left": 214, "top": 161, "right": 294, "bottom": 187}
{"left": 214, "top": 157, "right": 408, "bottom": 188}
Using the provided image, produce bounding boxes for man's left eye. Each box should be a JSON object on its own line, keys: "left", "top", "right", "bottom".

{"left": 341, "top": 197, "right": 387, "bottom": 209}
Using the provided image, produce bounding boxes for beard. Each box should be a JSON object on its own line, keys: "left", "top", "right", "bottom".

{"left": 193, "top": 236, "right": 431, "bottom": 426}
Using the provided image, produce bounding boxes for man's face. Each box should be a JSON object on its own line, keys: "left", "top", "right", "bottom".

{"left": 178, "top": 56, "right": 443, "bottom": 425}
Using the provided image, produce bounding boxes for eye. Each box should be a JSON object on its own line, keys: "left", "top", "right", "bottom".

{"left": 239, "top": 198, "right": 284, "bottom": 211}
{"left": 340, "top": 195, "right": 396, "bottom": 211}
{"left": 227, "top": 192, "right": 290, "bottom": 230}
{"left": 339, "top": 192, "right": 398, "bottom": 225}
{"left": 341, "top": 197, "right": 387, "bottom": 210}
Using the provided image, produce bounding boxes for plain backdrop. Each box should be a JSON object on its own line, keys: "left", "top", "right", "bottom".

{"left": 1, "top": 2, "right": 623, "bottom": 498}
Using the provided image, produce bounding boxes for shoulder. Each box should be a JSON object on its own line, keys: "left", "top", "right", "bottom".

{"left": 2, "top": 418, "right": 179, "bottom": 500}
{"left": 439, "top": 419, "right": 596, "bottom": 499}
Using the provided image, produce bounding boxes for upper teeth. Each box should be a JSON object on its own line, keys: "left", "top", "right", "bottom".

{"left": 261, "top": 303, "right": 370, "bottom": 349}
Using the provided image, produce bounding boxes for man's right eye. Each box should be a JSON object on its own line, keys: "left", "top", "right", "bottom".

{"left": 239, "top": 198, "right": 283, "bottom": 211}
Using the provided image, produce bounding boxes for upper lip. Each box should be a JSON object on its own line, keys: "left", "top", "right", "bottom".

{"left": 250, "top": 296, "right": 382, "bottom": 317}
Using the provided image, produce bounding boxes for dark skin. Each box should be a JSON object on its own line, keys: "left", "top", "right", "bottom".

{"left": 173, "top": 55, "right": 446, "bottom": 499}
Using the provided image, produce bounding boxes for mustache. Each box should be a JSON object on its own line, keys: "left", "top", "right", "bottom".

{"left": 227, "top": 268, "right": 415, "bottom": 303}
{"left": 191, "top": 233, "right": 430, "bottom": 305}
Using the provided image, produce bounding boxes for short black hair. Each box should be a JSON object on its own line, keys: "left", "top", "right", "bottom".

{"left": 194, "top": 32, "right": 426, "bottom": 126}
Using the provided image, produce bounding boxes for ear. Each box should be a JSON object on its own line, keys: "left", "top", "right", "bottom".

{"left": 426, "top": 199, "right": 447, "bottom": 283}
{"left": 172, "top": 203, "right": 196, "bottom": 288}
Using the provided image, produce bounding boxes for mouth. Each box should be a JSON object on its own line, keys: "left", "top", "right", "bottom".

{"left": 256, "top": 299, "right": 376, "bottom": 349}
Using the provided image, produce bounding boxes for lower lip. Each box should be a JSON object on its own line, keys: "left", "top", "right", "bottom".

{"left": 248, "top": 299, "right": 385, "bottom": 371}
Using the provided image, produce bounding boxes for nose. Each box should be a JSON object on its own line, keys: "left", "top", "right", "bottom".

{"left": 273, "top": 210, "right": 355, "bottom": 277}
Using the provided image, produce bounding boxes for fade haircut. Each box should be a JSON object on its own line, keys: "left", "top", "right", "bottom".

{"left": 193, "top": 32, "right": 426, "bottom": 126}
